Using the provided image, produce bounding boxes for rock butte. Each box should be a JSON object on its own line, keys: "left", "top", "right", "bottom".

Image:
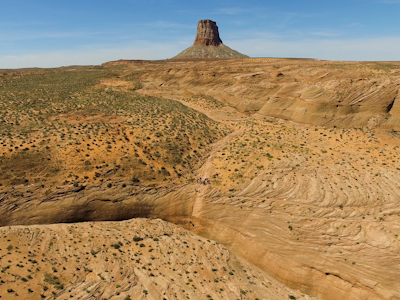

{"left": 194, "top": 20, "right": 222, "bottom": 46}
{"left": 173, "top": 19, "right": 248, "bottom": 59}
{"left": 1, "top": 58, "right": 400, "bottom": 300}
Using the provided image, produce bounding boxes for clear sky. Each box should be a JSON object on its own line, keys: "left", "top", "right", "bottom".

{"left": 1, "top": 0, "right": 400, "bottom": 68}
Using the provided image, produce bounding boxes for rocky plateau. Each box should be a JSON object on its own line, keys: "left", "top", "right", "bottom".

{"left": 0, "top": 57, "right": 400, "bottom": 300}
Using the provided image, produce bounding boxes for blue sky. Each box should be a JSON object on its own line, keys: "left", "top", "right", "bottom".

{"left": 1, "top": 0, "right": 400, "bottom": 68}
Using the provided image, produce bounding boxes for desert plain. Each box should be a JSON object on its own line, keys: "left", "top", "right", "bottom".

{"left": 0, "top": 57, "right": 400, "bottom": 299}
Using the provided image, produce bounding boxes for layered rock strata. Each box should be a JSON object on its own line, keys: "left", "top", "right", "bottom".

{"left": 194, "top": 19, "right": 223, "bottom": 46}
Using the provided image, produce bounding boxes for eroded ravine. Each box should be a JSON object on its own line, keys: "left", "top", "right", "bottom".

{"left": 170, "top": 124, "right": 400, "bottom": 300}
{"left": 1, "top": 122, "right": 400, "bottom": 300}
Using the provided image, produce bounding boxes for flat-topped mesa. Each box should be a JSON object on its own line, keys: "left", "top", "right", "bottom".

{"left": 194, "top": 20, "right": 223, "bottom": 46}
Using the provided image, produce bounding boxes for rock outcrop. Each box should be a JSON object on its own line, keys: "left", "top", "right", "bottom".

{"left": 0, "top": 218, "right": 312, "bottom": 300}
{"left": 194, "top": 20, "right": 222, "bottom": 46}
{"left": 4, "top": 60, "right": 400, "bottom": 300}
{"left": 172, "top": 20, "right": 248, "bottom": 60}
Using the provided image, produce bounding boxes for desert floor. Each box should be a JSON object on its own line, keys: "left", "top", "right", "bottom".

{"left": 0, "top": 58, "right": 400, "bottom": 299}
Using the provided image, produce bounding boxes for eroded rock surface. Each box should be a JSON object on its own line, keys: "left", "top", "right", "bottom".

{"left": 0, "top": 218, "right": 316, "bottom": 300}
{"left": 194, "top": 20, "right": 223, "bottom": 46}
{"left": 2, "top": 59, "right": 400, "bottom": 300}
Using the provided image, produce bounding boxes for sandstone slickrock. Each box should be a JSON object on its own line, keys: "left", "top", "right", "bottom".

{"left": 172, "top": 20, "right": 248, "bottom": 59}
{"left": 3, "top": 59, "right": 400, "bottom": 300}
{"left": 0, "top": 218, "right": 316, "bottom": 300}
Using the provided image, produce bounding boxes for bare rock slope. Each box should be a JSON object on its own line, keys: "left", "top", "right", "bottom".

{"left": 137, "top": 58, "right": 400, "bottom": 129}
{"left": 0, "top": 218, "right": 315, "bottom": 300}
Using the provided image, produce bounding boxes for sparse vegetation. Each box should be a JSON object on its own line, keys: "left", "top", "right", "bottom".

{"left": 0, "top": 58, "right": 399, "bottom": 300}
{"left": 0, "top": 66, "right": 229, "bottom": 188}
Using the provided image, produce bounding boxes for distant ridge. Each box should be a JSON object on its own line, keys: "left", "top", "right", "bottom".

{"left": 172, "top": 20, "right": 248, "bottom": 60}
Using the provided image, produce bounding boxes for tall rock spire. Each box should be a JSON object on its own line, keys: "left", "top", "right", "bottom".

{"left": 172, "top": 20, "right": 248, "bottom": 60}
{"left": 193, "top": 20, "right": 223, "bottom": 46}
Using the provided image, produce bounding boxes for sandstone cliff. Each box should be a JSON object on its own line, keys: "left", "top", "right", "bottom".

{"left": 194, "top": 20, "right": 222, "bottom": 46}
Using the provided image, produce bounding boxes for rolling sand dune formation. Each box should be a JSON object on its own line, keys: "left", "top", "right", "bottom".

{"left": 1, "top": 52, "right": 400, "bottom": 299}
